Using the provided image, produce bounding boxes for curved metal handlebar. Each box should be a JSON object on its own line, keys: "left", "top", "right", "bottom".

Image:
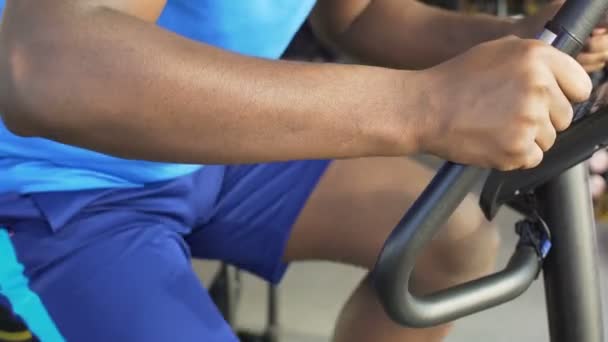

{"left": 372, "top": 0, "right": 608, "bottom": 328}
{"left": 373, "top": 164, "right": 541, "bottom": 327}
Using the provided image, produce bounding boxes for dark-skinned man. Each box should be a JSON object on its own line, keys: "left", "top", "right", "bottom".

{"left": 0, "top": 1, "right": 607, "bottom": 341}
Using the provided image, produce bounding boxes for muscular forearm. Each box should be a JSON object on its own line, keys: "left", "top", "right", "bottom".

{"left": 312, "top": 0, "right": 516, "bottom": 69}
{"left": 0, "top": 4, "right": 422, "bottom": 164}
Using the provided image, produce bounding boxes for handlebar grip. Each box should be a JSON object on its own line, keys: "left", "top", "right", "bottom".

{"left": 372, "top": 0, "right": 608, "bottom": 327}
{"left": 547, "top": 0, "right": 608, "bottom": 51}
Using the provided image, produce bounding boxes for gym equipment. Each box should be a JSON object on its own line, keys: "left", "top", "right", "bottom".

{"left": 3, "top": 2, "right": 606, "bottom": 341}
{"left": 373, "top": 1, "right": 608, "bottom": 341}
{"left": 209, "top": 264, "right": 279, "bottom": 342}
{"left": 0, "top": 306, "right": 33, "bottom": 342}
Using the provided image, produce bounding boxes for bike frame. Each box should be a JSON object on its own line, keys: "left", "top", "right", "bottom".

{"left": 372, "top": 1, "right": 608, "bottom": 341}
{"left": 540, "top": 166, "right": 604, "bottom": 341}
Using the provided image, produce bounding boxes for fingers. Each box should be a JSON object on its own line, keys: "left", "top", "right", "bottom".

{"left": 589, "top": 149, "right": 608, "bottom": 200}
{"left": 529, "top": 62, "right": 570, "bottom": 156}
{"left": 587, "top": 33, "right": 608, "bottom": 54}
{"left": 590, "top": 149, "right": 608, "bottom": 174}
{"left": 534, "top": 95, "right": 558, "bottom": 152}
{"left": 500, "top": 128, "right": 544, "bottom": 171}
{"left": 504, "top": 120, "right": 545, "bottom": 170}
{"left": 500, "top": 41, "right": 584, "bottom": 170}
{"left": 460, "top": 38, "right": 593, "bottom": 171}
{"left": 590, "top": 174, "right": 606, "bottom": 199}
{"left": 523, "top": 143, "right": 545, "bottom": 169}
{"left": 578, "top": 33, "right": 608, "bottom": 72}
{"left": 577, "top": 52, "right": 608, "bottom": 67}
{"left": 546, "top": 77, "right": 574, "bottom": 132}
{"left": 525, "top": 81, "right": 569, "bottom": 167}
{"left": 535, "top": 124, "right": 557, "bottom": 152}
{"left": 583, "top": 62, "right": 607, "bottom": 73}
{"left": 544, "top": 46, "right": 593, "bottom": 103}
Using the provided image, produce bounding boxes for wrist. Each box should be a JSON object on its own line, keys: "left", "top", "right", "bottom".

{"left": 379, "top": 69, "right": 440, "bottom": 156}
{"left": 406, "top": 69, "right": 443, "bottom": 156}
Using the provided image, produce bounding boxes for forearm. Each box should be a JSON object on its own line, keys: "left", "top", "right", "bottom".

{"left": 0, "top": 4, "right": 421, "bottom": 164}
{"left": 312, "top": 0, "right": 516, "bottom": 69}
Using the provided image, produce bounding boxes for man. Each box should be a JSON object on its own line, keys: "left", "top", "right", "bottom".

{"left": 0, "top": 1, "right": 607, "bottom": 341}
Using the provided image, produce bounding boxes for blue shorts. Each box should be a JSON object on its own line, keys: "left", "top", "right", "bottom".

{"left": 0, "top": 161, "right": 330, "bottom": 342}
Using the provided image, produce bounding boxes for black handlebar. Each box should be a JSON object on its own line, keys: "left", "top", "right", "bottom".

{"left": 548, "top": 0, "right": 608, "bottom": 50}
{"left": 372, "top": 0, "right": 608, "bottom": 328}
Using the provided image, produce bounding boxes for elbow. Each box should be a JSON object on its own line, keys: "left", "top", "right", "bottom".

{"left": 0, "top": 49, "right": 39, "bottom": 137}
{"left": 0, "top": 28, "right": 70, "bottom": 137}
{"left": 0, "top": 64, "right": 38, "bottom": 137}
{"left": 0, "top": 81, "right": 45, "bottom": 139}
{"left": 0, "top": 111, "right": 35, "bottom": 138}
{"left": 0, "top": 105, "right": 41, "bottom": 137}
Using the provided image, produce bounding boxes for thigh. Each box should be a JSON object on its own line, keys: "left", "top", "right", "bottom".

{"left": 283, "top": 157, "right": 485, "bottom": 269}
{"left": 1, "top": 217, "right": 237, "bottom": 342}
{"left": 187, "top": 160, "right": 331, "bottom": 284}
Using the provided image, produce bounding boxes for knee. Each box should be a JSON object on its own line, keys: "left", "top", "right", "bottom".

{"left": 431, "top": 194, "right": 501, "bottom": 277}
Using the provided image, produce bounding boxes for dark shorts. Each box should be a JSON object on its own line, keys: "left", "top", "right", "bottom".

{"left": 0, "top": 160, "right": 331, "bottom": 342}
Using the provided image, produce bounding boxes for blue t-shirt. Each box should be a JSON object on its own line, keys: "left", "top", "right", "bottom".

{"left": 0, "top": 0, "right": 316, "bottom": 194}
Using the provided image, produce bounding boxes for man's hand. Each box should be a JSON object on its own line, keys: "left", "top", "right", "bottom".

{"left": 579, "top": 28, "right": 608, "bottom": 73}
{"left": 414, "top": 36, "right": 592, "bottom": 171}
{"left": 589, "top": 149, "right": 608, "bottom": 199}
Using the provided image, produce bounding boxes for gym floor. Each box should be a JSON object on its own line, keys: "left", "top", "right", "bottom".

{"left": 194, "top": 200, "right": 608, "bottom": 341}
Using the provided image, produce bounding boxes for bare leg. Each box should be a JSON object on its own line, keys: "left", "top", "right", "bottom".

{"left": 283, "top": 157, "right": 499, "bottom": 342}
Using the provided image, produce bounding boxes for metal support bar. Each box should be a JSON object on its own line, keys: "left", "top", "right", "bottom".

{"left": 265, "top": 285, "right": 280, "bottom": 342}
{"left": 538, "top": 164, "right": 604, "bottom": 342}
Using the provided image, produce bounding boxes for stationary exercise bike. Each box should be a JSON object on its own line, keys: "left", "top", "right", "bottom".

{"left": 373, "top": 1, "right": 608, "bottom": 341}
{"left": 3, "top": 3, "right": 607, "bottom": 341}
